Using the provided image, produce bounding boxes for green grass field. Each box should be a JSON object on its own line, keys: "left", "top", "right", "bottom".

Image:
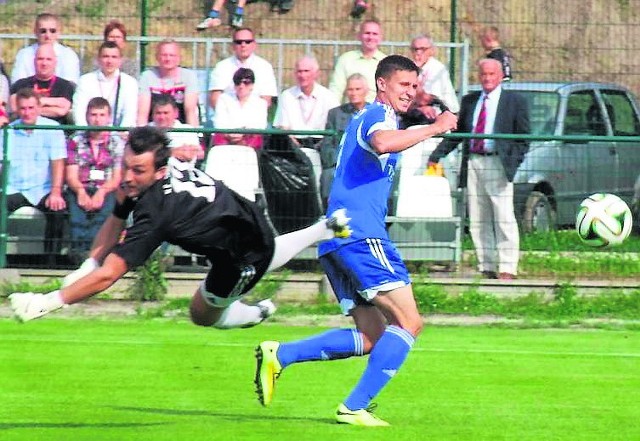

{"left": 1, "top": 318, "right": 639, "bottom": 441}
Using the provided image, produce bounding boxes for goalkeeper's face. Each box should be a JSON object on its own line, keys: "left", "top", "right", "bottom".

{"left": 120, "top": 146, "right": 166, "bottom": 198}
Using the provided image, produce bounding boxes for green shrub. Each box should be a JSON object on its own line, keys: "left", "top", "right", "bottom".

{"left": 128, "top": 250, "right": 168, "bottom": 302}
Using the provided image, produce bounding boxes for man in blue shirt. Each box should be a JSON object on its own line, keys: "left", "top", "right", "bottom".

{"left": 2, "top": 87, "right": 67, "bottom": 252}
{"left": 255, "top": 55, "right": 457, "bottom": 426}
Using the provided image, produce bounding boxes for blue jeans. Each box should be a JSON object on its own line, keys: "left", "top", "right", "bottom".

{"left": 67, "top": 189, "right": 115, "bottom": 254}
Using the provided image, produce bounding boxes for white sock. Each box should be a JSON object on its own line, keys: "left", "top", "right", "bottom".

{"left": 267, "top": 219, "right": 331, "bottom": 271}
{"left": 213, "top": 300, "right": 263, "bottom": 329}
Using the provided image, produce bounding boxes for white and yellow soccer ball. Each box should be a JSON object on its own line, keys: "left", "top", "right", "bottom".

{"left": 576, "top": 193, "right": 633, "bottom": 247}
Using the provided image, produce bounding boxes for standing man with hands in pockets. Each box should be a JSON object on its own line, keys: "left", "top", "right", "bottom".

{"left": 428, "top": 58, "right": 529, "bottom": 280}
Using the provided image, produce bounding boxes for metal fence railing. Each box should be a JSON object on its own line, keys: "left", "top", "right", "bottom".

{"left": 0, "top": 33, "right": 471, "bottom": 103}
{"left": 3, "top": 122, "right": 640, "bottom": 274}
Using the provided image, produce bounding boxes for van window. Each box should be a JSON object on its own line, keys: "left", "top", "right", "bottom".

{"left": 518, "top": 91, "right": 559, "bottom": 135}
{"left": 600, "top": 90, "right": 640, "bottom": 136}
{"left": 564, "top": 91, "right": 600, "bottom": 136}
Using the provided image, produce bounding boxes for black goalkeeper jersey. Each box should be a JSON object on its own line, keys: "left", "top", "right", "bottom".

{"left": 112, "top": 158, "right": 275, "bottom": 272}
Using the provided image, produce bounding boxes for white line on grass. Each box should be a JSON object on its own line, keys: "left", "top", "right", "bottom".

{"left": 3, "top": 336, "right": 639, "bottom": 358}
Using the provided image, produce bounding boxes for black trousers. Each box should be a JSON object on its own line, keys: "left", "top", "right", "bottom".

{"left": 5, "top": 192, "right": 66, "bottom": 254}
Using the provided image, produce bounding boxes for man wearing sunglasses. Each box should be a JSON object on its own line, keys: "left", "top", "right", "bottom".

{"left": 208, "top": 27, "right": 277, "bottom": 112}
{"left": 11, "top": 13, "right": 80, "bottom": 85}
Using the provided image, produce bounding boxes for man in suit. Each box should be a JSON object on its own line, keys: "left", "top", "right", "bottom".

{"left": 319, "top": 73, "right": 369, "bottom": 208}
{"left": 428, "top": 58, "right": 529, "bottom": 279}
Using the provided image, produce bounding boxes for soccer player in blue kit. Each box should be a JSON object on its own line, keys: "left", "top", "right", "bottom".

{"left": 254, "top": 55, "right": 458, "bottom": 426}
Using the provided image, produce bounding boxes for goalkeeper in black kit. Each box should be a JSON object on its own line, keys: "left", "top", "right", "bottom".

{"left": 10, "top": 126, "right": 351, "bottom": 329}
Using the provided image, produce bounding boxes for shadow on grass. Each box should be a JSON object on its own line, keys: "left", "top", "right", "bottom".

{"left": 112, "top": 405, "right": 334, "bottom": 424}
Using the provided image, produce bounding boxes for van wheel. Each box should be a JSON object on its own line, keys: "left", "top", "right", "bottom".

{"left": 523, "top": 191, "right": 557, "bottom": 233}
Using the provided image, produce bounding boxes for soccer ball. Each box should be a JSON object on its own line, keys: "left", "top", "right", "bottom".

{"left": 575, "top": 193, "right": 632, "bottom": 247}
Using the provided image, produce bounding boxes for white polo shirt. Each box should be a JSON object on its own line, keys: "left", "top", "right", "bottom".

{"left": 73, "top": 69, "right": 139, "bottom": 127}
{"left": 208, "top": 54, "right": 278, "bottom": 99}
{"left": 11, "top": 42, "right": 80, "bottom": 84}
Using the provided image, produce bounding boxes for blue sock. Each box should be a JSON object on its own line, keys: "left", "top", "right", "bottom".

{"left": 235, "top": 7, "right": 244, "bottom": 15}
{"left": 344, "top": 325, "right": 415, "bottom": 411}
{"left": 277, "top": 328, "right": 364, "bottom": 368}
{"left": 208, "top": 9, "right": 220, "bottom": 18}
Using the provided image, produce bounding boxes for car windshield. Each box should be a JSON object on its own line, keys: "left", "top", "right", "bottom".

{"left": 518, "top": 91, "right": 560, "bottom": 136}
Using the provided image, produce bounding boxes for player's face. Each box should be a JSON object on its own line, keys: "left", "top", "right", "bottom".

{"left": 345, "top": 78, "right": 368, "bottom": 107}
{"left": 35, "top": 18, "right": 59, "bottom": 44}
{"left": 86, "top": 106, "right": 111, "bottom": 128}
{"left": 16, "top": 97, "right": 40, "bottom": 125}
{"left": 478, "top": 60, "right": 503, "bottom": 93}
{"left": 152, "top": 103, "right": 178, "bottom": 127}
{"left": 376, "top": 69, "right": 418, "bottom": 114}
{"left": 121, "top": 147, "right": 166, "bottom": 198}
{"left": 156, "top": 43, "right": 180, "bottom": 71}
{"left": 99, "top": 47, "right": 122, "bottom": 75}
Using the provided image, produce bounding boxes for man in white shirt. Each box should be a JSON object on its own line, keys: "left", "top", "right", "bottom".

{"left": 274, "top": 55, "right": 339, "bottom": 149}
{"left": 208, "top": 27, "right": 278, "bottom": 111}
{"left": 329, "top": 19, "right": 385, "bottom": 103}
{"left": 274, "top": 55, "right": 339, "bottom": 193}
{"left": 73, "top": 41, "right": 138, "bottom": 128}
{"left": 410, "top": 33, "right": 459, "bottom": 115}
{"left": 149, "top": 94, "right": 202, "bottom": 165}
{"left": 11, "top": 13, "right": 80, "bottom": 85}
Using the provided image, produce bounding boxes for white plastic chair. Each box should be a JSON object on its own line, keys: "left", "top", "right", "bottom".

{"left": 300, "top": 147, "right": 322, "bottom": 192}
{"left": 7, "top": 206, "right": 46, "bottom": 254}
{"left": 204, "top": 145, "right": 261, "bottom": 201}
{"left": 396, "top": 175, "right": 453, "bottom": 218}
{"left": 396, "top": 133, "right": 453, "bottom": 218}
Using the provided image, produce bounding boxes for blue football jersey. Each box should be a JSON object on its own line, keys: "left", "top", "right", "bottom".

{"left": 319, "top": 101, "right": 401, "bottom": 256}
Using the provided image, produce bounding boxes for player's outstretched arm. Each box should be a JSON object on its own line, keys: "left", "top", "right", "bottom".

{"left": 62, "top": 214, "right": 126, "bottom": 287}
{"left": 10, "top": 253, "right": 129, "bottom": 322}
{"left": 370, "top": 111, "right": 458, "bottom": 154}
{"left": 61, "top": 253, "right": 129, "bottom": 305}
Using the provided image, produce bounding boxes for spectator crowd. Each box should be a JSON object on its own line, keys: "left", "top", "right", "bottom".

{"left": 1, "top": 11, "right": 515, "bottom": 270}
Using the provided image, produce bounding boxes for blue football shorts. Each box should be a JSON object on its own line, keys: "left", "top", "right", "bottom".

{"left": 319, "top": 238, "right": 411, "bottom": 315}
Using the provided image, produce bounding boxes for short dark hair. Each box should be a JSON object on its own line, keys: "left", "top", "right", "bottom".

{"left": 87, "top": 96, "right": 111, "bottom": 113}
{"left": 98, "top": 40, "right": 121, "bottom": 55}
{"left": 151, "top": 94, "right": 178, "bottom": 112}
{"left": 15, "top": 87, "right": 40, "bottom": 104}
{"left": 127, "top": 126, "right": 171, "bottom": 170}
{"left": 375, "top": 55, "right": 420, "bottom": 84}
{"left": 233, "top": 68, "right": 255, "bottom": 85}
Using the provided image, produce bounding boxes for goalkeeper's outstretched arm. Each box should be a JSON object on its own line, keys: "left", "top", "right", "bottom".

{"left": 61, "top": 253, "right": 129, "bottom": 305}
